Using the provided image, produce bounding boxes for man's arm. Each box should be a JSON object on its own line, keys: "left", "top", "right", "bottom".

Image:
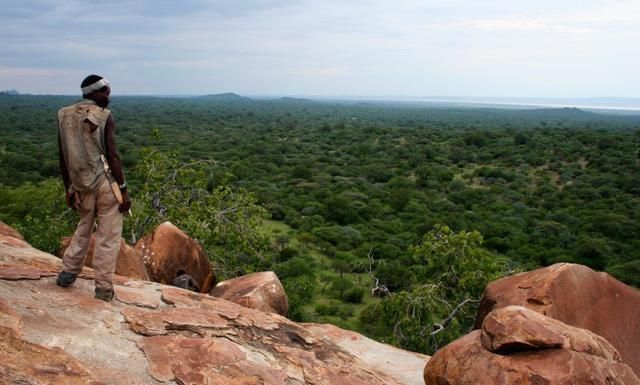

{"left": 57, "top": 131, "right": 70, "bottom": 191}
{"left": 103, "top": 113, "right": 131, "bottom": 212}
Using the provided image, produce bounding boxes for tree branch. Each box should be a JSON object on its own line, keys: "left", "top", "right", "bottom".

{"left": 430, "top": 298, "right": 479, "bottom": 336}
{"left": 367, "top": 248, "right": 390, "bottom": 297}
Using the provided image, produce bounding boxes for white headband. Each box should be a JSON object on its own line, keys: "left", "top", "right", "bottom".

{"left": 81, "top": 78, "right": 109, "bottom": 94}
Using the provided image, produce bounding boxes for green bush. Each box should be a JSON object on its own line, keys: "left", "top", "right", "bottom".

{"left": 342, "top": 287, "right": 365, "bottom": 303}
{"left": 607, "top": 260, "right": 640, "bottom": 287}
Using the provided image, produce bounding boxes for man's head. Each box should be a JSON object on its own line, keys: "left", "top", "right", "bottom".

{"left": 81, "top": 74, "right": 111, "bottom": 108}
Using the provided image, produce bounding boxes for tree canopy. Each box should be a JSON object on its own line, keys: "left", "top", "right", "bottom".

{"left": 1, "top": 94, "right": 639, "bottom": 354}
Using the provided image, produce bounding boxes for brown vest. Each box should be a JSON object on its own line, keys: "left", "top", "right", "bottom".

{"left": 58, "top": 100, "right": 111, "bottom": 193}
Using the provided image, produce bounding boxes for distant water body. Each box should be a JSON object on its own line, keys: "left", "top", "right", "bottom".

{"left": 419, "top": 97, "right": 640, "bottom": 113}
{"left": 368, "top": 97, "right": 640, "bottom": 114}
{"left": 307, "top": 96, "right": 640, "bottom": 114}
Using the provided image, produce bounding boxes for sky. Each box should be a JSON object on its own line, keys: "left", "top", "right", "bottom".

{"left": 1, "top": 0, "right": 639, "bottom": 97}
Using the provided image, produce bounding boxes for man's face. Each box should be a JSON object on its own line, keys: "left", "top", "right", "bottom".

{"left": 94, "top": 86, "right": 111, "bottom": 108}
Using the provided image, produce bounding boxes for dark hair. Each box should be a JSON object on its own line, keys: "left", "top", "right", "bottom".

{"left": 81, "top": 74, "right": 109, "bottom": 97}
{"left": 81, "top": 74, "right": 103, "bottom": 88}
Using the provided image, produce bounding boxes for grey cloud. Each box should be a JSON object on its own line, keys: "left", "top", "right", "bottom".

{"left": 1, "top": 0, "right": 638, "bottom": 96}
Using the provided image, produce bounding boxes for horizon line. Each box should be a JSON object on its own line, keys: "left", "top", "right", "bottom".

{"left": 3, "top": 91, "right": 640, "bottom": 112}
{"left": 2, "top": 89, "right": 640, "bottom": 100}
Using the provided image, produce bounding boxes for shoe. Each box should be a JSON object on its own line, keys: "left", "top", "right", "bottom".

{"left": 56, "top": 271, "right": 77, "bottom": 287}
{"left": 95, "top": 288, "right": 115, "bottom": 302}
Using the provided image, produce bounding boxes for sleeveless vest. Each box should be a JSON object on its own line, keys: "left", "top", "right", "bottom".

{"left": 58, "top": 100, "right": 111, "bottom": 193}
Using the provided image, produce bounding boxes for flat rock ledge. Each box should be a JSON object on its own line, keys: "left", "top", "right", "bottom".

{"left": 0, "top": 229, "right": 428, "bottom": 385}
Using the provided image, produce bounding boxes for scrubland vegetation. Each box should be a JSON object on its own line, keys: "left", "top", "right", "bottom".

{"left": 2, "top": 94, "right": 639, "bottom": 353}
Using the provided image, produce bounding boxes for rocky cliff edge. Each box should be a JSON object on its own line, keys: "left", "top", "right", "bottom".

{"left": 0, "top": 224, "right": 428, "bottom": 385}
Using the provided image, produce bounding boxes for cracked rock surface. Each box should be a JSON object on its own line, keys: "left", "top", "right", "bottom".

{"left": 0, "top": 222, "right": 428, "bottom": 385}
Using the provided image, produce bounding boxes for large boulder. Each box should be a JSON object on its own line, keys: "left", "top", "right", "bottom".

{"left": 475, "top": 263, "right": 640, "bottom": 375}
{"left": 0, "top": 227, "right": 428, "bottom": 385}
{"left": 481, "top": 306, "right": 620, "bottom": 361}
{"left": 424, "top": 306, "right": 640, "bottom": 385}
{"left": 211, "top": 271, "right": 289, "bottom": 316}
{"left": 135, "top": 221, "right": 215, "bottom": 293}
{"left": 59, "top": 236, "right": 149, "bottom": 281}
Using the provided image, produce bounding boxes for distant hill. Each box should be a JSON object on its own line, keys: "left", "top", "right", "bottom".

{"left": 0, "top": 89, "right": 19, "bottom": 96}
{"left": 196, "top": 92, "right": 251, "bottom": 101}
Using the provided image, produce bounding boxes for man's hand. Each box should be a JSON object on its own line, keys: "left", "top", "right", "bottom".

{"left": 66, "top": 190, "right": 82, "bottom": 211}
{"left": 119, "top": 190, "right": 131, "bottom": 213}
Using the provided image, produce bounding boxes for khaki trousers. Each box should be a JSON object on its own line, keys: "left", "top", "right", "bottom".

{"left": 62, "top": 175, "right": 123, "bottom": 291}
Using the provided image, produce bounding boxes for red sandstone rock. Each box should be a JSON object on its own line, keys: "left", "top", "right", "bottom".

{"left": 211, "top": 271, "right": 289, "bottom": 316}
{"left": 475, "top": 263, "right": 640, "bottom": 376}
{"left": 0, "top": 221, "right": 25, "bottom": 241}
{"left": 306, "top": 323, "right": 429, "bottom": 385}
{"left": 115, "top": 285, "right": 161, "bottom": 309}
{"left": 0, "top": 298, "right": 21, "bottom": 334}
{"left": 0, "top": 266, "right": 50, "bottom": 280}
{"left": 138, "top": 335, "right": 292, "bottom": 384}
{"left": 424, "top": 329, "right": 640, "bottom": 385}
{"left": 0, "top": 326, "right": 103, "bottom": 385}
{"left": 59, "top": 236, "right": 149, "bottom": 280}
{"left": 0, "top": 231, "right": 62, "bottom": 273}
{"left": 0, "top": 222, "right": 424, "bottom": 385}
{"left": 0, "top": 220, "right": 30, "bottom": 248}
{"left": 481, "top": 306, "right": 620, "bottom": 361}
{"left": 135, "top": 221, "right": 215, "bottom": 292}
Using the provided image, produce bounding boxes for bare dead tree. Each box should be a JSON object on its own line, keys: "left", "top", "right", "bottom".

{"left": 430, "top": 297, "right": 479, "bottom": 336}
{"left": 385, "top": 281, "right": 482, "bottom": 352}
{"left": 367, "top": 248, "right": 390, "bottom": 297}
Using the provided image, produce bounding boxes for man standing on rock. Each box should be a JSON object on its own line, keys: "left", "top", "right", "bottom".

{"left": 56, "top": 74, "right": 131, "bottom": 301}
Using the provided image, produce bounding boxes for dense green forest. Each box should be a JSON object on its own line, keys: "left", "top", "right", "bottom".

{"left": 1, "top": 94, "right": 639, "bottom": 354}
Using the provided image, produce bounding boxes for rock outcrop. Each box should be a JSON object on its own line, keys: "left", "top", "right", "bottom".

{"left": 1, "top": 325, "right": 102, "bottom": 385}
{"left": 424, "top": 330, "right": 639, "bottom": 385}
{"left": 135, "top": 221, "right": 216, "bottom": 293}
{"left": 211, "top": 271, "right": 289, "bottom": 316}
{"left": 0, "top": 223, "right": 429, "bottom": 385}
{"left": 59, "top": 236, "right": 150, "bottom": 281}
{"left": 475, "top": 263, "right": 640, "bottom": 375}
{"left": 424, "top": 306, "right": 640, "bottom": 385}
{"left": 0, "top": 221, "right": 30, "bottom": 248}
{"left": 306, "top": 323, "right": 428, "bottom": 385}
{"left": 481, "top": 306, "right": 621, "bottom": 360}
